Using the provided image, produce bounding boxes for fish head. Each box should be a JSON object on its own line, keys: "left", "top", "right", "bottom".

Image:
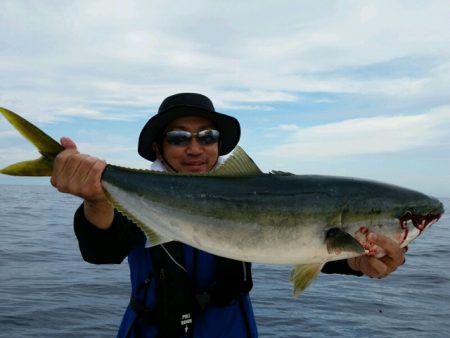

{"left": 395, "top": 198, "right": 444, "bottom": 245}
{"left": 342, "top": 185, "right": 444, "bottom": 257}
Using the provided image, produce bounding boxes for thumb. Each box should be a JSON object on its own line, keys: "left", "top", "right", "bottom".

{"left": 60, "top": 137, "right": 78, "bottom": 150}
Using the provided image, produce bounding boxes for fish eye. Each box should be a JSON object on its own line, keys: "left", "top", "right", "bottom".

{"left": 401, "top": 210, "right": 413, "bottom": 219}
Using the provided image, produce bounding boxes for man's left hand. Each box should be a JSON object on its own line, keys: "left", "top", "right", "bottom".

{"left": 347, "top": 233, "right": 406, "bottom": 278}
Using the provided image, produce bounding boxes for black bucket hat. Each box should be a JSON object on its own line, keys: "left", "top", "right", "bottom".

{"left": 138, "top": 93, "right": 241, "bottom": 161}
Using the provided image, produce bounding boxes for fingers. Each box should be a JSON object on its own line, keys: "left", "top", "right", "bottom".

{"left": 365, "top": 256, "right": 388, "bottom": 278}
{"left": 363, "top": 233, "right": 406, "bottom": 278}
{"left": 60, "top": 137, "right": 77, "bottom": 150}
{"left": 51, "top": 143, "right": 107, "bottom": 202}
{"left": 370, "top": 233, "right": 405, "bottom": 265}
{"left": 368, "top": 233, "right": 401, "bottom": 258}
{"left": 51, "top": 137, "right": 80, "bottom": 189}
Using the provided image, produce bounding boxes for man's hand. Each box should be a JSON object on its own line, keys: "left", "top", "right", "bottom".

{"left": 51, "top": 137, "right": 113, "bottom": 229}
{"left": 347, "top": 233, "right": 406, "bottom": 278}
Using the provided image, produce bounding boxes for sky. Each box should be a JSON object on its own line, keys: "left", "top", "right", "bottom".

{"left": 0, "top": 0, "right": 449, "bottom": 196}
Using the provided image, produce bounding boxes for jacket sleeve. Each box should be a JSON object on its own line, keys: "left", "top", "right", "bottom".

{"left": 74, "top": 203, "right": 140, "bottom": 264}
{"left": 321, "top": 260, "right": 364, "bottom": 276}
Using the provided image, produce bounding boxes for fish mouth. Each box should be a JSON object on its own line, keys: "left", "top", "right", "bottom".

{"left": 399, "top": 202, "right": 444, "bottom": 233}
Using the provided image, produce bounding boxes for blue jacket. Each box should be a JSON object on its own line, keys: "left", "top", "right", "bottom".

{"left": 74, "top": 206, "right": 258, "bottom": 338}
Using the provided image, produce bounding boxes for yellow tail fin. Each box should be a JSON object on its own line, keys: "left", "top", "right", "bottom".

{"left": 0, "top": 107, "right": 63, "bottom": 176}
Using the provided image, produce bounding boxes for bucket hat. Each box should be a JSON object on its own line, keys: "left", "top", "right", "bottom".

{"left": 138, "top": 93, "right": 241, "bottom": 161}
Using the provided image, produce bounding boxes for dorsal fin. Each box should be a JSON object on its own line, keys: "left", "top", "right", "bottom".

{"left": 211, "top": 146, "right": 263, "bottom": 176}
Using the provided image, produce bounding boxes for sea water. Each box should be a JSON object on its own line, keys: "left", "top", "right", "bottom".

{"left": 0, "top": 185, "right": 449, "bottom": 337}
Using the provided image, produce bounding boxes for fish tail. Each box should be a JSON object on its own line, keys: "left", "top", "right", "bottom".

{"left": 0, "top": 107, "right": 63, "bottom": 176}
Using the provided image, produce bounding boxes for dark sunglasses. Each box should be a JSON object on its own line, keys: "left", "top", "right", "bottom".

{"left": 165, "top": 129, "right": 220, "bottom": 146}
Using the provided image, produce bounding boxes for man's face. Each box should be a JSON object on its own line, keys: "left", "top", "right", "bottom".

{"left": 156, "top": 116, "right": 220, "bottom": 173}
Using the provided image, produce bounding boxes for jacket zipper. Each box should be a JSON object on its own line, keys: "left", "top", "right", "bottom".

{"left": 242, "top": 262, "right": 247, "bottom": 281}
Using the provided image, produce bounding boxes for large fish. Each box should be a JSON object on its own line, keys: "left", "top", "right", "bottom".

{"left": 0, "top": 107, "right": 444, "bottom": 296}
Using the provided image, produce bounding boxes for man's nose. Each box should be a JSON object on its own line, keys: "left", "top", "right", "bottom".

{"left": 186, "top": 137, "right": 203, "bottom": 154}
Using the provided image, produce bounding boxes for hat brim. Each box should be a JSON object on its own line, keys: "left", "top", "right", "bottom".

{"left": 138, "top": 105, "right": 241, "bottom": 161}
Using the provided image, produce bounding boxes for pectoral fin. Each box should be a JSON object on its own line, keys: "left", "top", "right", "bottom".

{"left": 325, "top": 227, "right": 365, "bottom": 255}
{"left": 289, "top": 263, "right": 324, "bottom": 297}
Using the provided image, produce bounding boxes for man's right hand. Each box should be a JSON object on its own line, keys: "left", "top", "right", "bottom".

{"left": 51, "top": 137, "right": 114, "bottom": 230}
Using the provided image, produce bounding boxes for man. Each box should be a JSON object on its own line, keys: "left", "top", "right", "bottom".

{"left": 51, "top": 93, "right": 405, "bottom": 337}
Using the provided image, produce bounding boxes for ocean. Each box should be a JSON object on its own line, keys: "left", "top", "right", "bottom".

{"left": 0, "top": 185, "right": 449, "bottom": 337}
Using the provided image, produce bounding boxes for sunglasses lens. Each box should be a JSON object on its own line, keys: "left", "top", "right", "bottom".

{"left": 166, "top": 131, "right": 191, "bottom": 145}
{"left": 197, "top": 129, "right": 220, "bottom": 145}
{"left": 165, "top": 129, "right": 220, "bottom": 146}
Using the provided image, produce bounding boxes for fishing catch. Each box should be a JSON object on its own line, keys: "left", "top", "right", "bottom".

{"left": 0, "top": 107, "right": 444, "bottom": 296}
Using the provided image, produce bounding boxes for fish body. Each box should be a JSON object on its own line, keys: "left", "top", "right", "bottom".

{"left": 103, "top": 165, "right": 442, "bottom": 265}
{"left": 0, "top": 107, "right": 444, "bottom": 295}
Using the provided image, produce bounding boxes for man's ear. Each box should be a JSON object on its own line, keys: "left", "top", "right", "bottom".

{"left": 152, "top": 142, "right": 162, "bottom": 160}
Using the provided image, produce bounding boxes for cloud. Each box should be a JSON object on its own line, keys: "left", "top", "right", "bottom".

{"left": 0, "top": 1, "right": 449, "bottom": 196}
{"left": 262, "top": 106, "right": 450, "bottom": 158}
{"left": 1, "top": 0, "right": 450, "bottom": 123}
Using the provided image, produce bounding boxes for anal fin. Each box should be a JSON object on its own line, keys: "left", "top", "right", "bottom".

{"left": 143, "top": 229, "right": 171, "bottom": 248}
{"left": 289, "top": 263, "right": 324, "bottom": 297}
{"left": 104, "top": 189, "right": 172, "bottom": 247}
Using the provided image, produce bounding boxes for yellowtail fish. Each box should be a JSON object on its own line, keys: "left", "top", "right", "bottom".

{"left": 0, "top": 107, "right": 444, "bottom": 296}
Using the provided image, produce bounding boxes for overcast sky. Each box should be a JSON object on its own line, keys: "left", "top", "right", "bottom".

{"left": 0, "top": 0, "right": 449, "bottom": 196}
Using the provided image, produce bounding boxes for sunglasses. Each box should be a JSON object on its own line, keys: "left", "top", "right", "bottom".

{"left": 165, "top": 129, "right": 220, "bottom": 146}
